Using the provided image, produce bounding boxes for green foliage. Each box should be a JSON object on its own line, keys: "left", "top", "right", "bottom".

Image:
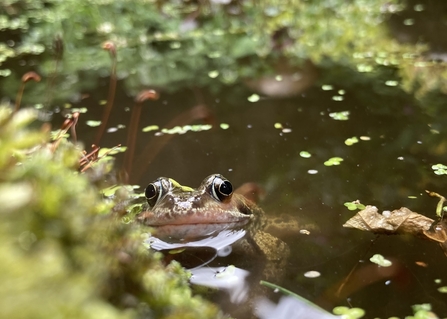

{"left": 0, "top": 105, "right": 223, "bottom": 318}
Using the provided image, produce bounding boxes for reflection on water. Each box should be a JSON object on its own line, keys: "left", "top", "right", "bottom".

{"left": 255, "top": 296, "right": 340, "bottom": 319}
{"left": 147, "top": 229, "right": 269, "bottom": 316}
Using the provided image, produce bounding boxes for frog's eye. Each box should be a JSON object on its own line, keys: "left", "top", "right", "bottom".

{"left": 211, "top": 176, "right": 233, "bottom": 202}
{"left": 145, "top": 179, "right": 165, "bottom": 207}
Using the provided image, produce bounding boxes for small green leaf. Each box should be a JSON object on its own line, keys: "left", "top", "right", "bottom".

{"left": 324, "top": 157, "right": 344, "bottom": 166}
{"left": 370, "top": 254, "right": 392, "bottom": 267}
{"left": 438, "top": 286, "right": 447, "bottom": 293}
{"left": 329, "top": 111, "right": 350, "bottom": 120}
{"left": 300, "top": 151, "right": 311, "bottom": 158}
{"left": 432, "top": 164, "right": 447, "bottom": 175}
{"left": 247, "top": 94, "right": 260, "bottom": 102}
{"left": 345, "top": 137, "right": 359, "bottom": 146}
{"left": 142, "top": 125, "right": 159, "bottom": 132}
{"left": 274, "top": 123, "right": 283, "bottom": 129}
{"left": 86, "top": 120, "right": 101, "bottom": 127}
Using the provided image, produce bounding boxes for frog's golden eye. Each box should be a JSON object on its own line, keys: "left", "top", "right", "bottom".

{"left": 211, "top": 175, "right": 233, "bottom": 202}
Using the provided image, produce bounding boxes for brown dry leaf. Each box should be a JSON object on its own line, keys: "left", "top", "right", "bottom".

{"left": 343, "top": 206, "right": 434, "bottom": 236}
{"left": 344, "top": 205, "right": 447, "bottom": 256}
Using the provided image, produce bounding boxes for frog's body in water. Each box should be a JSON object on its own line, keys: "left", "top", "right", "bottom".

{"left": 137, "top": 174, "right": 290, "bottom": 318}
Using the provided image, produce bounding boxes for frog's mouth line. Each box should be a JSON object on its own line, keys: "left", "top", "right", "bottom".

{"left": 137, "top": 210, "right": 252, "bottom": 227}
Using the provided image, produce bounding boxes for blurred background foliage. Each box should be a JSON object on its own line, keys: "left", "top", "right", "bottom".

{"left": 0, "top": 0, "right": 428, "bottom": 104}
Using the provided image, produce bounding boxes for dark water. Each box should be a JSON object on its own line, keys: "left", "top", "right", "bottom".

{"left": 3, "top": 1, "right": 447, "bottom": 317}
{"left": 68, "top": 71, "right": 447, "bottom": 317}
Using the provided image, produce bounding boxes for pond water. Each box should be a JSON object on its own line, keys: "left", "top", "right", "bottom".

{"left": 81, "top": 72, "right": 447, "bottom": 318}
{"left": 2, "top": 0, "right": 447, "bottom": 318}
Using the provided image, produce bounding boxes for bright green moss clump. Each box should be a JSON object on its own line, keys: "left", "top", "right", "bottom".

{"left": 0, "top": 105, "right": 224, "bottom": 319}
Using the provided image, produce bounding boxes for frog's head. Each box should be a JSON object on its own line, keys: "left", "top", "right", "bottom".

{"left": 137, "top": 174, "right": 255, "bottom": 230}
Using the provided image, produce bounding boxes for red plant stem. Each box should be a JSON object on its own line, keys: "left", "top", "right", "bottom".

{"left": 14, "top": 83, "right": 25, "bottom": 112}
{"left": 94, "top": 46, "right": 117, "bottom": 146}
{"left": 123, "top": 101, "right": 142, "bottom": 179}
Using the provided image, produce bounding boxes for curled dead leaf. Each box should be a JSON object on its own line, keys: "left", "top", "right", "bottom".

{"left": 344, "top": 205, "right": 447, "bottom": 256}
{"left": 343, "top": 206, "right": 433, "bottom": 236}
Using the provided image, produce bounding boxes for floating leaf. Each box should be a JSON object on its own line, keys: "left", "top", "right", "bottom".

{"left": 329, "top": 111, "right": 350, "bottom": 120}
{"left": 86, "top": 120, "right": 101, "bottom": 127}
{"left": 343, "top": 206, "right": 434, "bottom": 235}
{"left": 344, "top": 205, "right": 447, "bottom": 256}
{"left": 142, "top": 125, "right": 159, "bottom": 132}
{"left": 324, "top": 157, "right": 344, "bottom": 166}
{"left": 247, "top": 94, "right": 260, "bottom": 102}
{"left": 274, "top": 123, "right": 283, "bottom": 129}
{"left": 304, "top": 271, "right": 320, "bottom": 278}
{"left": 438, "top": 286, "right": 447, "bottom": 293}
{"left": 300, "top": 151, "right": 311, "bottom": 158}
{"left": 344, "top": 201, "right": 366, "bottom": 211}
{"left": 432, "top": 164, "right": 447, "bottom": 175}
{"left": 332, "top": 95, "right": 344, "bottom": 101}
{"left": 385, "top": 80, "right": 399, "bottom": 86}
{"left": 333, "top": 306, "right": 365, "bottom": 319}
{"left": 345, "top": 137, "right": 359, "bottom": 146}
{"left": 370, "top": 254, "right": 392, "bottom": 267}
{"left": 322, "top": 85, "right": 333, "bottom": 91}
{"left": 220, "top": 123, "right": 229, "bottom": 130}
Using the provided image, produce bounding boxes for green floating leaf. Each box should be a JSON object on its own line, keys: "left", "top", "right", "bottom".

{"left": 324, "top": 157, "right": 344, "bottom": 166}
{"left": 332, "top": 95, "right": 343, "bottom": 101}
{"left": 333, "top": 306, "right": 365, "bottom": 318}
{"left": 438, "top": 286, "right": 447, "bottom": 293}
{"left": 142, "top": 125, "right": 159, "bottom": 132}
{"left": 432, "top": 164, "right": 447, "bottom": 175}
{"left": 300, "top": 151, "right": 311, "bottom": 158}
{"left": 161, "top": 124, "right": 212, "bottom": 135}
{"left": 329, "top": 111, "right": 350, "bottom": 120}
{"left": 345, "top": 137, "right": 359, "bottom": 146}
{"left": 321, "top": 84, "right": 333, "bottom": 91}
{"left": 274, "top": 123, "right": 283, "bottom": 129}
{"left": 247, "top": 94, "right": 260, "bottom": 102}
{"left": 220, "top": 123, "right": 229, "bottom": 130}
{"left": 370, "top": 254, "right": 392, "bottom": 267}
{"left": 86, "top": 120, "right": 101, "bottom": 127}
{"left": 385, "top": 80, "right": 399, "bottom": 86}
{"left": 344, "top": 201, "right": 366, "bottom": 211}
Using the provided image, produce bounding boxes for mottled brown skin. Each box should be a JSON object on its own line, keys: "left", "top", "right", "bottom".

{"left": 137, "top": 174, "right": 267, "bottom": 240}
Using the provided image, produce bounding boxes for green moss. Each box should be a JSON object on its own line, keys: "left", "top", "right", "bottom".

{"left": 0, "top": 105, "right": 224, "bottom": 319}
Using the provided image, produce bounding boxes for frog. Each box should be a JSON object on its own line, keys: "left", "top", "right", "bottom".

{"left": 137, "top": 174, "right": 291, "bottom": 317}
{"left": 137, "top": 174, "right": 263, "bottom": 238}
{"left": 137, "top": 173, "right": 290, "bottom": 268}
